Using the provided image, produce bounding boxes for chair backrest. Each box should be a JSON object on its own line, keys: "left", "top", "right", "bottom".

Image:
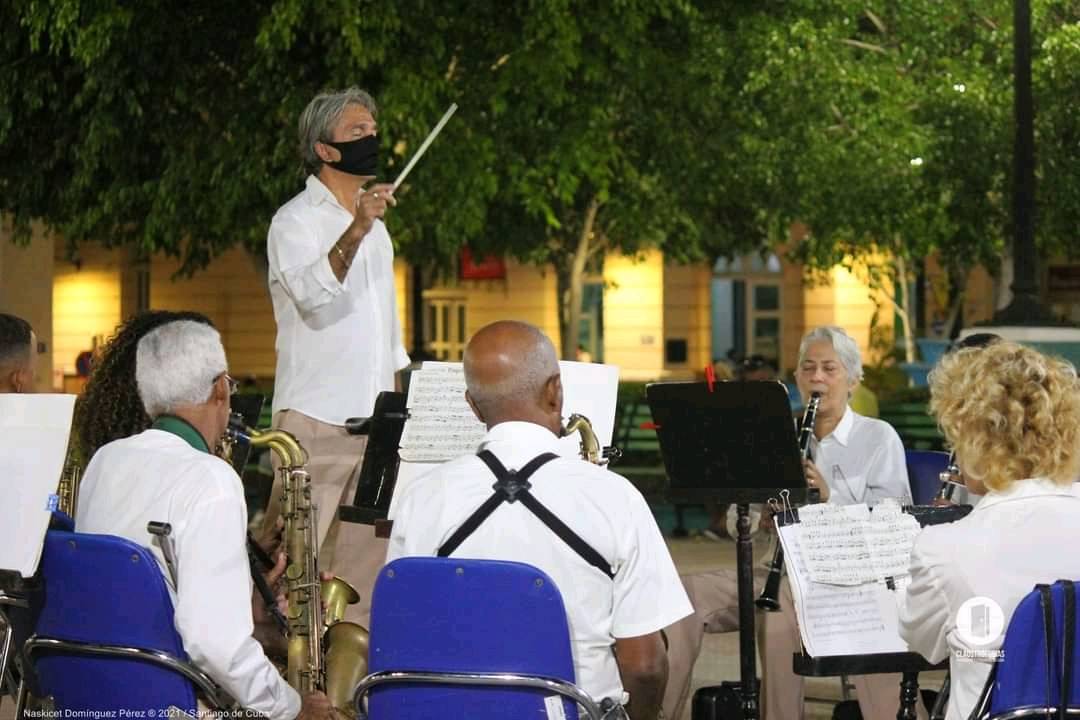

{"left": 30, "top": 530, "right": 198, "bottom": 715}
{"left": 905, "top": 450, "right": 950, "bottom": 505}
{"left": 984, "top": 579, "right": 1080, "bottom": 718}
{"left": 366, "top": 557, "right": 581, "bottom": 719}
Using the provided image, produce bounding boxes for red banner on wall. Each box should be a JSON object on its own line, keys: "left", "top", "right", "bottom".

{"left": 460, "top": 247, "right": 506, "bottom": 280}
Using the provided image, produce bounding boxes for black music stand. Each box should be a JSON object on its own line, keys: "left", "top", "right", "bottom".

{"left": 338, "top": 391, "right": 408, "bottom": 530}
{"left": 646, "top": 381, "right": 806, "bottom": 720}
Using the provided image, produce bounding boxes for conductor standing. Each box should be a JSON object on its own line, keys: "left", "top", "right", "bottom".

{"left": 265, "top": 86, "right": 410, "bottom": 626}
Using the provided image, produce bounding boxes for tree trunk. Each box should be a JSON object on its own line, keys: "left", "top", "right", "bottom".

{"left": 557, "top": 196, "right": 600, "bottom": 360}
{"left": 894, "top": 253, "right": 917, "bottom": 364}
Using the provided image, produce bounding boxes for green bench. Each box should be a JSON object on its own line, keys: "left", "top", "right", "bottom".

{"left": 879, "top": 401, "right": 945, "bottom": 451}
{"left": 611, "top": 399, "right": 668, "bottom": 500}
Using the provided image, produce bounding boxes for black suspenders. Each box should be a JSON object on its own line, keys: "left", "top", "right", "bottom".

{"left": 436, "top": 450, "right": 616, "bottom": 580}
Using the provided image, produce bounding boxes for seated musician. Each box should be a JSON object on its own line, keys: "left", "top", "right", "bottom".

{"left": 900, "top": 341, "right": 1080, "bottom": 719}
{"left": 663, "top": 325, "right": 915, "bottom": 720}
{"left": 0, "top": 312, "right": 36, "bottom": 393}
{"left": 76, "top": 319, "right": 331, "bottom": 720}
{"left": 387, "top": 320, "right": 693, "bottom": 720}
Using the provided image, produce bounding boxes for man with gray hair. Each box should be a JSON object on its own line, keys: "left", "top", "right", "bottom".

{"left": 388, "top": 321, "right": 693, "bottom": 720}
{"left": 0, "top": 312, "right": 36, "bottom": 393}
{"left": 265, "top": 86, "right": 410, "bottom": 626}
{"left": 77, "top": 320, "right": 332, "bottom": 720}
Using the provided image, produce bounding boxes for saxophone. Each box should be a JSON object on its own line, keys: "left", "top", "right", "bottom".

{"left": 56, "top": 451, "right": 82, "bottom": 517}
{"left": 561, "top": 413, "right": 620, "bottom": 466}
{"left": 225, "top": 418, "right": 370, "bottom": 713}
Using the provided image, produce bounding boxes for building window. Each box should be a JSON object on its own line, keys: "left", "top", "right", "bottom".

{"left": 422, "top": 291, "right": 468, "bottom": 360}
{"left": 711, "top": 254, "right": 783, "bottom": 364}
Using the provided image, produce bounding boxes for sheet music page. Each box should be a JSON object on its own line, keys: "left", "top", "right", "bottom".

{"left": 398, "top": 360, "right": 620, "bottom": 463}
{"left": 555, "top": 361, "right": 620, "bottom": 457}
{"left": 799, "top": 503, "right": 876, "bottom": 585}
{"left": 866, "top": 499, "right": 921, "bottom": 580}
{"left": 0, "top": 394, "right": 77, "bottom": 576}
{"left": 780, "top": 521, "right": 909, "bottom": 657}
{"left": 798, "top": 500, "right": 920, "bottom": 586}
{"left": 398, "top": 362, "right": 486, "bottom": 462}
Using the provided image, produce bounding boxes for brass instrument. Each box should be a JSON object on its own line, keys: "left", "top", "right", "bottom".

{"left": 226, "top": 416, "right": 369, "bottom": 714}
{"left": 756, "top": 391, "right": 821, "bottom": 612}
{"left": 56, "top": 450, "right": 82, "bottom": 517}
{"left": 561, "top": 413, "right": 620, "bottom": 466}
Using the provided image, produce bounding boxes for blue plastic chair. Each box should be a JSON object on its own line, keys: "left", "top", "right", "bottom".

{"left": 905, "top": 450, "right": 951, "bottom": 505}
{"left": 969, "top": 579, "right": 1080, "bottom": 719}
{"left": 21, "top": 530, "right": 233, "bottom": 715}
{"left": 354, "top": 557, "right": 603, "bottom": 720}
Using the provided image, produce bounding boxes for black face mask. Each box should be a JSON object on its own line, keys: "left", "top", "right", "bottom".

{"left": 324, "top": 134, "right": 378, "bottom": 176}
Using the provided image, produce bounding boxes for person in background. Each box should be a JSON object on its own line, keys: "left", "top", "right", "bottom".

{"left": 0, "top": 312, "right": 36, "bottom": 393}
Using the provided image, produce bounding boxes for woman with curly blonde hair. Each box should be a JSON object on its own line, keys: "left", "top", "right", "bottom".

{"left": 900, "top": 342, "right": 1080, "bottom": 719}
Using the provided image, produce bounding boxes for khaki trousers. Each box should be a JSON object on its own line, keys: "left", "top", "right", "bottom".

{"left": 261, "top": 409, "right": 387, "bottom": 628}
{"left": 662, "top": 569, "right": 766, "bottom": 720}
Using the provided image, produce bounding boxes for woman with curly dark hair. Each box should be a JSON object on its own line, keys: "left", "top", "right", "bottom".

{"left": 73, "top": 310, "right": 213, "bottom": 462}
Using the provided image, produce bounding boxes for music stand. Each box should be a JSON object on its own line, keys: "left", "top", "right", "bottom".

{"left": 646, "top": 381, "right": 806, "bottom": 720}
{"left": 338, "top": 391, "right": 408, "bottom": 529}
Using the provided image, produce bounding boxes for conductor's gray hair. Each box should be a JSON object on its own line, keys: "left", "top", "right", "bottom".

{"left": 298, "top": 86, "right": 378, "bottom": 175}
{"left": 136, "top": 320, "right": 227, "bottom": 418}
{"left": 464, "top": 323, "right": 560, "bottom": 414}
{"left": 797, "top": 325, "right": 863, "bottom": 383}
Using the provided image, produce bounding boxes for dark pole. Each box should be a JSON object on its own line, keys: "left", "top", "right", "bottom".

{"left": 990, "top": 0, "right": 1059, "bottom": 325}
{"left": 411, "top": 263, "right": 425, "bottom": 355}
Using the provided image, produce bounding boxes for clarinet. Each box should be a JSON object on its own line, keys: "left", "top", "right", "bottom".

{"left": 936, "top": 451, "right": 963, "bottom": 502}
{"left": 755, "top": 391, "right": 821, "bottom": 611}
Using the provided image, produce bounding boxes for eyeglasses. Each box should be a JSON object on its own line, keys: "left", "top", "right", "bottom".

{"left": 215, "top": 373, "right": 238, "bottom": 396}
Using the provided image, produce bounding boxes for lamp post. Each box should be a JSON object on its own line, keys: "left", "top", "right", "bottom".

{"left": 990, "top": 0, "right": 1063, "bottom": 325}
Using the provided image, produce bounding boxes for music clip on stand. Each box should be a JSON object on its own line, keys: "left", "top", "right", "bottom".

{"left": 646, "top": 380, "right": 806, "bottom": 720}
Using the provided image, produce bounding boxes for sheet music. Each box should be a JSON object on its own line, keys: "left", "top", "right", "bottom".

{"left": 0, "top": 394, "right": 77, "bottom": 576}
{"left": 399, "top": 362, "right": 486, "bottom": 462}
{"left": 398, "top": 360, "right": 620, "bottom": 463}
{"left": 798, "top": 500, "right": 919, "bottom": 586}
{"left": 780, "top": 515, "right": 911, "bottom": 657}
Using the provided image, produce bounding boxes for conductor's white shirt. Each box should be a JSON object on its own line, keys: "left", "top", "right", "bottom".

{"left": 810, "top": 406, "right": 912, "bottom": 506}
{"left": 388, "top": 421, "right": 694, "bottom": 704}
{"left": 77, "top": 426, "right": 301, "bottom": 720}
{"left": 267, "top": 175, "right": 410, "bottom": 425}
{"left": 900, "top": 478, "right": 1080, "bottom": 720}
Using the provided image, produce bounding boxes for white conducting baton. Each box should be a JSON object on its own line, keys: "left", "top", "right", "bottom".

{"left": 391, "top": 103, "right": 458, "bottom": 192}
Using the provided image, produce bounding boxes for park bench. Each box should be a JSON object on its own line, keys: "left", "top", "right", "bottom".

{"left": 879, "top": 401, "right": 945, "bottom": 451}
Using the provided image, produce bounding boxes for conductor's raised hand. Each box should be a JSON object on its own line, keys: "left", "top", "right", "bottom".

{"left": 803, "top": 458, "right": 830, "bottom": 502}
{"left": 351, "top": 183, "right": 397, "bottom": 235}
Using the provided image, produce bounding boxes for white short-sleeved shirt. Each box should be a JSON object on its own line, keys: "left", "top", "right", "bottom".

{"left": 267, "top": 175, "right": 410, "bottom": 425}
{"left": 810, "top": 406, "right": 912, "bottom": 506}
{"left": 387, "top": 421, "right": 693, "bottom": 704}
{"left": 900, "top": 479, "right": 1080, "bottom": 719}
{"left": 77, "top": 426, "right": 301, "bottom": 720}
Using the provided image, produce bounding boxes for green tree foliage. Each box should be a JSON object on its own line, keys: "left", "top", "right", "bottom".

{"left": 1, "top": 0, "right": 755, "bottom": 357}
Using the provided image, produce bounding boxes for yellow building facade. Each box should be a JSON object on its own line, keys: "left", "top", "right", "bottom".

{"left": 0, "top": 224, "right": 916, "bottom": 394}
